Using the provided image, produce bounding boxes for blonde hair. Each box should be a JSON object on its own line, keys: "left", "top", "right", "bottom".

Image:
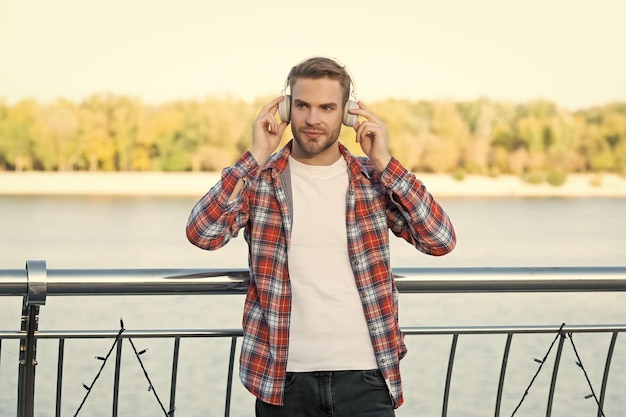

{"left": 286, "top": 57, "right": 352, "bottom": 105}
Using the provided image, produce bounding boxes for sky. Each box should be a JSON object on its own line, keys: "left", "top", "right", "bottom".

{"left": 1, "top": 0, "right": 624, "bottom": 110}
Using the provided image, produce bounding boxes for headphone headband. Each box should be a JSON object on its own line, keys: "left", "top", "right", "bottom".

{"left": 282, "top": 56, "right": 357, "bottom": 100}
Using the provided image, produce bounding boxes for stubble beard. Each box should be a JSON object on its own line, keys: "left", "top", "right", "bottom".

{"left": 292, "top": 124, "right": 342, "bottom": 158}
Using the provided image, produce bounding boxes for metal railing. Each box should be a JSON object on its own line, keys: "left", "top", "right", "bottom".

{"left": 2, "top": 262, "right": 626, "bottom": 417}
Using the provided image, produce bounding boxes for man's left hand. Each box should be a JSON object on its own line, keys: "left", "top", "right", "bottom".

{"left": 349, "top": 101, "right": 392, "bottom": 173}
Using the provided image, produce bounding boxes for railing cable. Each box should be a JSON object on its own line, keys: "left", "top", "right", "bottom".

{"left": 72, "top": 319, "right": 174, "bottom": 417}
{"left": 567, "top": 332, "right": 607, "bottom": 417}
{"left": 72, "top": 320, "right": 126, "bottom": 417}
{"left": 510, "top": 323, "right": 565, "bottom": 417}
{"left": 510, "top": 323, "right": 609, "bottom": 417}
{"left": 128, "top": 336, "right": 173, "bottom": 416}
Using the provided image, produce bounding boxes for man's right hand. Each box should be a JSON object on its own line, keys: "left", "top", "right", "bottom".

{"left": 250, "top": 96, "right": 289, "bottom": 166}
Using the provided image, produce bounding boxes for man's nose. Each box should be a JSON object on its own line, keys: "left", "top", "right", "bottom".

{"left": 305, "top": 109, "right": 321, "bottom": 125}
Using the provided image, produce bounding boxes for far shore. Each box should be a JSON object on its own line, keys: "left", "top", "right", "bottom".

{"left": 1, "top": 171, "right": 626, "bottom": 198}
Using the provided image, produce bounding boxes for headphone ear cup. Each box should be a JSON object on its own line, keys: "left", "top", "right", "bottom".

{"left": 278, "top": 95, "right": 291, "bottom": 123}
{"left": 343, "top": 100, "right": 359, "bottom": 127}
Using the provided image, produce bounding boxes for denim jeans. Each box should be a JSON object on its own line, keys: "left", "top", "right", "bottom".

{"left": 255, "top": 369, "right": 395, "bottom": 417}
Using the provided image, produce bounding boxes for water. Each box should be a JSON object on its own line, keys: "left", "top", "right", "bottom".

{"left": 1, "top": 195, "right": 625, "bottom": 416}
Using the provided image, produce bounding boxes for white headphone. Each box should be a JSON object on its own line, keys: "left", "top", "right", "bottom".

{"left": 278, "top": 57, "right": 359, "bottom": 127}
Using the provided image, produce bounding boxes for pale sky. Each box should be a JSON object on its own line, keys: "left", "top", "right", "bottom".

{"left": 1, "top": 0, "right": 624, "bottom": 110}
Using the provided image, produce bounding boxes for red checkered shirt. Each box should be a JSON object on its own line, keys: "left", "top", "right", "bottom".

{"left": 186, "top": 141, "right": 456, "bottom": 408}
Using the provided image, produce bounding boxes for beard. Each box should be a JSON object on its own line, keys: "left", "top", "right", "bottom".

{"left": 291, "top": 123, "right": 342, "bottom": 158}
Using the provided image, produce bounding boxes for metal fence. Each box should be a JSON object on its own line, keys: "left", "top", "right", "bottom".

{"left": 2, "top": 262, "right": 626, "bottom": 417}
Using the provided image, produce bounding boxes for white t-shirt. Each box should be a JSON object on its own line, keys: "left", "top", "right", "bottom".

{"left": 286, "top": 155, "right": 377, "bottom": 371}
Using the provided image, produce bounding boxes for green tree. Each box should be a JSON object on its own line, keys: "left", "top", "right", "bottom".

{"left": 32, "top": 99, "right": 82, "bottom": 171}
{"left": 196, "top": 97, "right": 255, "bottom": 171}
{"left": 0, "top": 100, "right": 39, "bottom": 170}
{"left": 428, "top": 101, "right": 467, "bottom": 173}
{"left": 602, "top": 110, "right": 626, "bottom": 173}
{"left": 80, "top": 95, "right": 117, "bottom": 171}
{"left": 458, "top": 99, "right": 500, "bottom": 175}
{"left": 109, "top": 96, "right": 143, "bottom": 171}
{"left": 368, "top": 100, "right": 432, "bottom": 170}
{"left": 144, "top": 102, "right": 187, "bottom": 171}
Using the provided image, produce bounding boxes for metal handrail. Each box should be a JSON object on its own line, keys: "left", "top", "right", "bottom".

{"left": 2, "top": 265, "right": 626, "bottom": 298}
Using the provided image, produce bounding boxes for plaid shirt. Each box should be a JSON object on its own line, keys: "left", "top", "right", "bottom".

{"left": 186, "top": 141, "right": 456, "bottom": 408}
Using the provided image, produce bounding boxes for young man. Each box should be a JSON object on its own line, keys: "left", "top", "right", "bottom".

{"left": 186, "top": 57, "right": 456, "bottom": 416}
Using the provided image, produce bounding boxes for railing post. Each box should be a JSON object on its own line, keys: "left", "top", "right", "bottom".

{"left": 17, "top": 260, "right": 48, "bottom": 417}
{"left": 546, "top": 330, "right": 566, "bottom": 417}
{"left": 442, "top": 333, "right": 459, "bottom": 417}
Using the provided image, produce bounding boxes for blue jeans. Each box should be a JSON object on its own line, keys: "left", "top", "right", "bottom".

{"left": 255, "top": 369, "right": 395, "bottom": 417}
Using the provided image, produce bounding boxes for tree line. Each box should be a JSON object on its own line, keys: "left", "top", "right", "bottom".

{"left": 1, "top": 95, "right": 625, "bottom": 184}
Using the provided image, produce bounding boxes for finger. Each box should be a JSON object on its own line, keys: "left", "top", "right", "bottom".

{"left": 355, "top": 121, "right": 375, "bottom": 143}
{"left": 257, "top": 96, "right": 284, "bottom": 117}
{"left": 266, "top": 117, "right": 289, "bottom": 136}
{"left": 266, "top": 116, "right": 277, "bottom": 133}
{"left": 276, "top": 120, "right": 289, "bottom": 136}
{"left": 349, "top": 101, "right": 381, "bottom": 123}
{"left": 268, "top": 113, "right": 285, "bottom": 134}
{"left": 358, "top": 121, "right": 375, "bottom": 135}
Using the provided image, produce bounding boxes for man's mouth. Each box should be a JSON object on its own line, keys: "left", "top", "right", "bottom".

{"left": 303, "top": 130, "right": 324, "bottom": 139}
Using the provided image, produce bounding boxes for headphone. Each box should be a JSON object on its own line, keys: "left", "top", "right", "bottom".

{"left": 278, "top": 57, "right": 359, "bottom": 127}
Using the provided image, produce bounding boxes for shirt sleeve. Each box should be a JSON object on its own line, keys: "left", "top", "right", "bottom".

{"left": 185, "top": 151, "right": 259, "bottom": 250}
{"left": 380, "top": 157, "right": 457, "bottom": 256}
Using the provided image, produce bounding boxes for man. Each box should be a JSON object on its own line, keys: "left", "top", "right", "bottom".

{"left": 186, "top": 57, "right": 456, "bottom": 416}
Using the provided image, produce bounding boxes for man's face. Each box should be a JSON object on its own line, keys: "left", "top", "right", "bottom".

{"left": 290, "top": 77, "right": 344, "bottom": 165}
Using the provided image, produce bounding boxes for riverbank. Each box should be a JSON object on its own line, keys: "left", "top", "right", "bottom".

{"left": 1, "top": 171, "right": 626, "bottom": 197}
